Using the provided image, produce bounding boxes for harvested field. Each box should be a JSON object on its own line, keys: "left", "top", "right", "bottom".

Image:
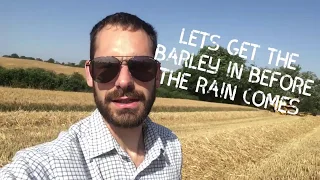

{"left": 0, "top": 87, "right": 257, "bottom": 112}
{"left": 0, "top": 86, "right": 319, "bottom": 179}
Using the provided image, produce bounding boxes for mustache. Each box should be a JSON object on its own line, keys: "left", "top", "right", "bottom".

{"left": 105, "top": 88, "right": 146, "bottom": 102}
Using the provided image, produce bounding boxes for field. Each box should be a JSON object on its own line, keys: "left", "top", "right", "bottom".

{"left": 1, "top": 86, "right": 320, "bottom": 179}
{"left": 0, "top": 57, "right": 86, "bottom": 76}
{"left": 1, "top": 57, "right": 320, "bottom": 179}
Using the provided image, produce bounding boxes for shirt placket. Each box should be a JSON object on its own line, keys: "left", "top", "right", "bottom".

{"left": 114, "top": 140, "right": 136, "bottom": 178}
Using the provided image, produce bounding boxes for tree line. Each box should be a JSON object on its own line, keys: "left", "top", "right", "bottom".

{"left": 0, "top": 65, "right": 196, "bottom": 100}
{"left": 167, "top": 45, "right": 320, "bottom": 115}
{"left": 2, "top": 53, "right": 86, "bottom": 68}
{"left": 1, "top": 47, "right": 319, "bottom": 115}
{"left": 0, "top": 66, "right": 90, "bottom": 92}
{"left": 0, "top": 53, "right": 202, "bottom": 100}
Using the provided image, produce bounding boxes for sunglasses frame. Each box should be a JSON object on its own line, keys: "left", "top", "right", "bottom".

{"left": 85, "top": 56, "right": 161, "bottom": 83}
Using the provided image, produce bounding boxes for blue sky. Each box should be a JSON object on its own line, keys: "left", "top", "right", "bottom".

{"left": 1, "top": 0, "right": 319, "bottom": 77}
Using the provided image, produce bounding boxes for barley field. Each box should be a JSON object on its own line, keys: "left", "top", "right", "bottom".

{"left": 0, "top": 86, "right": 257, "bottom": 112}
{"left": 0, "top": 57, "right": 320, "bottom": 179}
{"left": 0, "top": 57, "right": 86, "bottom": 76}
{"left": 1, "top": 86, "right": 320, "bottom": 179}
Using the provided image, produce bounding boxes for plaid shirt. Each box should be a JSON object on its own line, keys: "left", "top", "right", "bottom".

{"left": 0, "top": 109, "right": 183, "bottom": 180}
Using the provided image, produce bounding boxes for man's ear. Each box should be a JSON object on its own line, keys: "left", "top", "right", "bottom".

{"left": 155, "top": 63, "right": 162, "bottom": 88}
{"left": 85, "top": 60, "right": 93, "bottom": 87}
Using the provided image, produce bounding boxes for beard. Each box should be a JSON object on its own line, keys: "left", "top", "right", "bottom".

{"left": 93, "top": 83, "right": 156, "bottom": 128}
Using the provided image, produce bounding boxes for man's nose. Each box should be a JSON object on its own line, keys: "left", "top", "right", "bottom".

{"left": 115, "top": 65, "right": 134, "bottom": 89}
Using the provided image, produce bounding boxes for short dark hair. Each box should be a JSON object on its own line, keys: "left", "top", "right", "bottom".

{"left": 89, "top": 12, "right": 158, "bottom": 60}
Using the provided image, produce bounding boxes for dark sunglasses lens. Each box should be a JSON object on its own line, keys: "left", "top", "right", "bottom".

{"left": 128, "top": 57, "right": 157, "bottom": 82}
{"left": 90, "top": 57, "right": 120, "bottom": 83}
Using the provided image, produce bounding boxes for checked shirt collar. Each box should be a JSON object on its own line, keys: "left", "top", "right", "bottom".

{"left": 86, "top": 109, "right": 166, "bottom": 167}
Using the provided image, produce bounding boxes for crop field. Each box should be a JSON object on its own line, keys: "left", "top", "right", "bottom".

{"left": 1, "top": 86, "right": 320, "bottom": 179}
{"left": 0, "top": 87, "right": 258, "bottom": 112}
{"left": 1, "top": 56, "right": 320, "bottom": 179}
{"left": 0, "top": 57, "right": 86, "bottom": 76}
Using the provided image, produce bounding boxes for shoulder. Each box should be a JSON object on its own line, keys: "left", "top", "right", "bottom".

{"left": 147, "top": 118, "right": 182, "bottom": 151}
{"left": 24, "top": 115, "right": 91, "bottom": 160}
{"left": 0, "top": 115, "right": 92, "bottom": 179}
{"left": 151, "top": 121, "right": 179, "bottom": 141}
{"left": 147, "top": 118, "right": 183, "bottom": 175}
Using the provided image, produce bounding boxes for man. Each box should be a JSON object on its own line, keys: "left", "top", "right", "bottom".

{"left": 0, "top": 12, "right": 183, "bottom": 179}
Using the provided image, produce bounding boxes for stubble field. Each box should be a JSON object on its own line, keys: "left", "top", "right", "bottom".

{"left": 1, "top": 86, "right": 320, "bottom": 179}
{"left": 1, "top": 57, "right": 320, "bottom": 179}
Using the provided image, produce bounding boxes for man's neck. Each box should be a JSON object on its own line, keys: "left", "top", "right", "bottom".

{"left": 106, "top": 123, "right": 146, "bottom": 167}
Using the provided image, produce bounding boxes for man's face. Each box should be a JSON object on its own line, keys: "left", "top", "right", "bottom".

{"left": 85, "top": 25, "right": 161, "bottom": 128}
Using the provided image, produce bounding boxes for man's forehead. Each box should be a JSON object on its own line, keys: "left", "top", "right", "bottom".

{"left": 96, "top": 25, "right": 148, "bottom": 40}
{"left": 94, "top": 25, "right": 153, "bottom": 56}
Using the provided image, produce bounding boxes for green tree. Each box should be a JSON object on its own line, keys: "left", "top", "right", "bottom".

{"left": 178, "top": 45, "right": 248, "bottom": 104}
{"left": 26, "top": 57, "right": 35, "bottom": 60}
{"left": 67, "top": 62, "right": 76, "bottom": 67}
{"left": 61, "top": 72, "right": 88, "bottom": 91}
{"left": 297, "top": 72, "right": 319, "bottom": 115}
{"left": 11, "top": 53, "right": 19, "bottom": 58}
{"left": 78, "top": 60, "right": 87, "bottom": 67}
{"left": 47, "top": 58, "right": 55, "bottom": 63}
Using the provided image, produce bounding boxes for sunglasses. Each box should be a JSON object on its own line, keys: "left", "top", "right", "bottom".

{"left": 86, "top": 56, "right": 161, "bottom": 83}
